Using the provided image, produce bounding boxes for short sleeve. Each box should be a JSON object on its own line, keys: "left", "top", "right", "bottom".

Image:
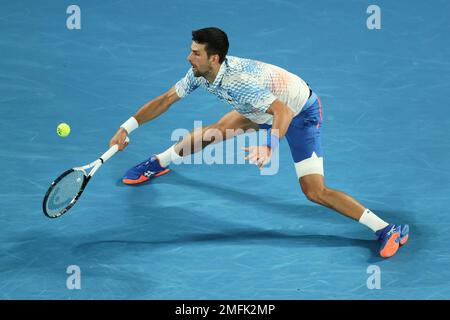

{"left": 175, "top": 68, "right": 201, "bottom": 98}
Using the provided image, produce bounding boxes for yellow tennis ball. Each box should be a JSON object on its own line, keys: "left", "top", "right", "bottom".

{"left": 57, "top": 123, "right": 71, "bottom": 137}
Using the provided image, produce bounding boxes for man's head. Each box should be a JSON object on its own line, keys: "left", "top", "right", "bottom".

{"left": 188, "top": 27, "right": 229, "bottom": 78}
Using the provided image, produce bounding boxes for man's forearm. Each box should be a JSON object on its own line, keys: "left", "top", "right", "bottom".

{"left": 133, "top": 94, "right": 171, "bottom": 125}
{"left": 266, "top": 99, "right": 294, "bottom": 139}
{"left": 270, "top": 109, "right": 294, "bottom": 139}
{"left": 119, "top": 87, "right": 179, "bottom": 135}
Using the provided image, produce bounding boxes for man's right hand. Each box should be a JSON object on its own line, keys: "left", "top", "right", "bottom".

{"left": 109, "top": 127, "right": 129, "bottom": 151}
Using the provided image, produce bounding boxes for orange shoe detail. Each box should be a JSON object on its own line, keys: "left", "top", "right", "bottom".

{"left": 154, "top": 168, "right": 170, "bottom": 177}
{"left": 380, "top": 233, "right": 400, "bottom": 258}
{"left": 400, "top": 235, "right": 409, "bottom": 246}
{"left": 123, "top": 175, "right": 149, "bottom": 185}
{"left": 122, "top": 169, "right": 170, "bottom": 185}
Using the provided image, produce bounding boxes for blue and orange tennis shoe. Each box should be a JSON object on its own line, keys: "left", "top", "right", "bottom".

{"left": 375, "top": 224, "right": 409, "bottom": 258}
{"left": 122, "top": 155, "right": 170, "bottom": 185}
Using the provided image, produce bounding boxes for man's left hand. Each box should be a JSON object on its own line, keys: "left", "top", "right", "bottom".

{"left": 243, "top": 146, "right": 272, "bottom": 169}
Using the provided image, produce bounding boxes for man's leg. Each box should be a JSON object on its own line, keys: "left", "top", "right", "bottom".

{"left": 123, "top": 111, "right": 259, "bottom": 184}
{"left": 293, "top": 149, "right": 389, "bottom": 231}
{"left": 157, "top": 110, "right": 259, "bottom": 166}
{"left": 298, "top": 173, "right": 409, "bottom": 258}
{"left": 299, "top": 174, "right": 366, "bottom": 221}
{"left": 286, "top": 93, "right": 409, "bottom": 258}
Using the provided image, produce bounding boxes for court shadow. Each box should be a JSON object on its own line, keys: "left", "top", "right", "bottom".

{"left": 104, "top": 169, "right": 417, "bottom": 264}
{"left": 76, "top": 227, "right": 381, "bottom": 262}
{"left": 125, "top": 169, "right": 415, "bottom": 225}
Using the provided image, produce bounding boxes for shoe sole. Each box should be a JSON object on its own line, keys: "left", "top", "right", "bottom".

{"left": 379, "top": 232, "right": 400, "bottom": 258}
{"left": 123, "top": 168, "right": 170, "bottom": 185}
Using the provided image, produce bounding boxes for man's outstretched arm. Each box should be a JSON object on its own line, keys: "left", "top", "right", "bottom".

{"left": 109, "top": 86, "right": 180, "bottom": 150}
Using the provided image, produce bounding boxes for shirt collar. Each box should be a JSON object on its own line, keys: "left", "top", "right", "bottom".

{"left": 207, "top": 57, "right": 228, "bottom": 90}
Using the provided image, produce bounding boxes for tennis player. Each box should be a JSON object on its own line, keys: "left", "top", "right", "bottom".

{"left": 109, "top": 27, "right": 409, "bottom": 258}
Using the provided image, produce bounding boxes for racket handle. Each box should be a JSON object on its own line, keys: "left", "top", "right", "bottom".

{"left": 100, "top": 136, "right": 130, "bottom": 163}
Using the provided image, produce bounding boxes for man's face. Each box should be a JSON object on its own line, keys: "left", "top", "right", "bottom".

{"left": 187, "top": 41, "right": 213, "bottom": 77}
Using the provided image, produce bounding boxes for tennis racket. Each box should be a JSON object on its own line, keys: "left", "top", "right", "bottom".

{"left": 42, "top": 137, "right": 129, "bottom": 218}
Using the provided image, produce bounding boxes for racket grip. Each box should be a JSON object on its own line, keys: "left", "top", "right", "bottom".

{"left": 100, "top": 137, "right": 130, "bottom": 163}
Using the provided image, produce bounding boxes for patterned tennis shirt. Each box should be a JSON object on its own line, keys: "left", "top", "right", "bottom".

{"left": 175, "top": 56, "right": 311, "bottom": 125}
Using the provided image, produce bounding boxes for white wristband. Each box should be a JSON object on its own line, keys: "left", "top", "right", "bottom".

{"left": 120, "top": 117, "right": 139, "bottom": 134}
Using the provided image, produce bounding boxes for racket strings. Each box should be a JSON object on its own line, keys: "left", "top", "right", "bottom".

{"left": 45, "top": 170, "right": 85, "bottom": 217}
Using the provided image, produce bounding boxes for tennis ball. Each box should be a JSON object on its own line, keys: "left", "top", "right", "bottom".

{"left": 57, "top": 123, "right": 71, "bottom": 137}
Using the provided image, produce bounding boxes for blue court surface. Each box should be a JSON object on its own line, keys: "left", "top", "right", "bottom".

{"left": 1, "top": 0, "right": 449, "bottom": 299}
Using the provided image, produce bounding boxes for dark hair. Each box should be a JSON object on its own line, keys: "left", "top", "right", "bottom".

{"left": 192, "top": 27, "right": 229, "bottom": 63}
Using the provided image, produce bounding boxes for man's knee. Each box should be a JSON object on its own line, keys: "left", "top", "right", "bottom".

{"left": 301, "top": 183, "right": 327, "bottom": 204}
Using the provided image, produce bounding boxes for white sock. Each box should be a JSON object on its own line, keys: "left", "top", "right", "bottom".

{"left": 359, "top": 209, "right": 389, "bottom": 232}
{"left": 156, "top": 145, "right": 181, "bottom": 167}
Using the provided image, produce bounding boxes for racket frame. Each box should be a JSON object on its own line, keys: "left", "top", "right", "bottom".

{"left": 42, "top": 138, "right": 127, "bottom": 218}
